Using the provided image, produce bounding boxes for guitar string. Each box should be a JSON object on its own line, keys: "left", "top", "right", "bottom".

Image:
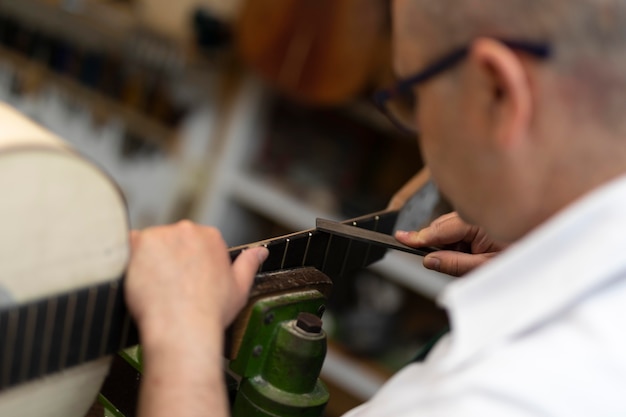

{"left": 79, "top": 287, "right": 98, "bottom": 364}
{"left": 362, "top": 215, "right": 379, "bottom": 267}
{"left": 339, "top": 222, "right": 357, "bottom": 277}
{"left": 40, "top": 297, "right": 57, "bottom": 377}
{"left": 321, "top": 234, "right": 333, "bottom": 273}
{"left": 119, "top": 310, "right": 132, "bottom": 351}
{"left": 1, "top": 309, "right": 18, "bottom": 388}
{"left": 99, "top": 281, "right": 118, "bottom": 357}
{"left": 302, "top": 232, "right": 312, "bottom": 267}
{"left": 58, "top": 292, "right": 77, "bottom": 370}
{"left": 280, "top": 238, "right": 290, "bottom": 270}
{"left": 19, "top": 304, "right": 37, "bottom": 383}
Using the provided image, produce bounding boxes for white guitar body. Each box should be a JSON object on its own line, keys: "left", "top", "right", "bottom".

{"left": 0, "top": 104, "right": 130, "bottom": 416}
{"left": 1, "top": 359, "right": 111, "bottom": 417}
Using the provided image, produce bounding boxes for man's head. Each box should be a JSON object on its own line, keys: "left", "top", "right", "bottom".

{"left": 392, "top": 0, "right": 626, "bottom": 242}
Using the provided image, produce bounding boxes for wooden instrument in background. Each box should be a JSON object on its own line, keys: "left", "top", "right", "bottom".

{"left": 234, "top": 0, "right": 392, "bottom": 105}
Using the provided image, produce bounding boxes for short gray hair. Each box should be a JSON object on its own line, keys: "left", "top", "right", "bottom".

{"left": 410, "top": 0, "right": 626, "bottom": 66}
{"left": 405, "top": 0, "right": 626, "bottom": 125}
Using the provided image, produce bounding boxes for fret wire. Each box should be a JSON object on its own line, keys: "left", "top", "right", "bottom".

{"left": 2, "top": 310, "right": 18, "bottom": 387}
{"left": 19, "top": 305, "right": 37, "bottom": 382}
{"left": 100, "top": 282, "right": 119, "bottom": 357}
{"left": 119, "top": 312, "right": 131, "bottom": 350}
{"left": 79, "top": 287, "right": 97, "bottom": 364}
{"left": 59, "top": 293, "right": 77, "bottom": 370}
{"left": 302, "top": 232, "right": 312, "bottom": 266}
{"left": 321, "top": 234, "right": 333, "bottom": 272}
{"left": 339, "top": 239, "right": 353, "bottom": 277}
{"left": 362, "top": 215, "right": 379, "bottom": 267}
{"left": 339, "top": 222, "right": 357, "bottom": 277}
{"left": 40, "top": 298, "right": 57, "bottom": 376}
{"left": 280, "top": 239, "right": 290, "bottom": 270}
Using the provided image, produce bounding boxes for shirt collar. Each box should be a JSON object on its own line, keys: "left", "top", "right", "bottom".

{"left": 436, "top": 174, "right": 626, "bottom": 369}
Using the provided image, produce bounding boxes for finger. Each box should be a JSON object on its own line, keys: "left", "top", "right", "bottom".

{"left": 129, "top": 230, "right": 141, "bottom": 250}
{"left": 421, "top": 213, "right": 476, "bottom": 245}
{"left": 423, "top": 251, "right": 498, "bottom": 277}
{"left": 232, "top": 246, "right": 269, "bottom": 292}
{"left": 396, "top": 213, "right": 474, "bottom": 247}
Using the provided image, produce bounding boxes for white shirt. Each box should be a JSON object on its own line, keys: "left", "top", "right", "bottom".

{"left": 344, "top": 174, "right": 626, "bottom": 417}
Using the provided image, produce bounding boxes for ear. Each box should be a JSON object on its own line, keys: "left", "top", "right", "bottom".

{"left": 468, "top": 38, "right": 533, "bottom": 149}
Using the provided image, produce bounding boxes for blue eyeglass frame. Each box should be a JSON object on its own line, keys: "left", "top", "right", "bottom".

{"left": 373, "top": 39, "right": 552, "bottom": 134}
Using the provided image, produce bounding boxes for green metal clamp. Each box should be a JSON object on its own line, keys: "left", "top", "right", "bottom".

{"left": 229, "top": 289, "right": 330, "bottom": 417}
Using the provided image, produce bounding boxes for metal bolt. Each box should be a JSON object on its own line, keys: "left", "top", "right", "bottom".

{"left": 264, "top": 312, "right": 275, "bottom": 325}
{"left": 296, "top": 312, "right": 323, "bottom": 334}
{"left": 252, "top": 345, "right": 263, "bottom": 357}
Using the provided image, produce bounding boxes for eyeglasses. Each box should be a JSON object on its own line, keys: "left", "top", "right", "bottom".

{"left": 373, "top": 39, "right": 551, "bottom": 135}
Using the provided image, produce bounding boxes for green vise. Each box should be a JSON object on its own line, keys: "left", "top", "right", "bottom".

{"left": 228, "top": 267, "right": 332, "bottom": 417}
{"left": 96, "top": 267, "right": 332, "bottom": 417}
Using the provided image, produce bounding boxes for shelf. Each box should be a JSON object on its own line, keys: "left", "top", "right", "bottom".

{"left": 229, "top": 172, "right": 341, "bottom": 232}
{"left": 0, "top": 0, "right": 238, "bottom": 153}
{"left": 0, "top": 0, "right": 234, "bottom": 71}
{"left": 0, "top": 0, "right": 136, "bottom": 52}
{"left": 0, "top": 45, "right": 176, "bottom": 149}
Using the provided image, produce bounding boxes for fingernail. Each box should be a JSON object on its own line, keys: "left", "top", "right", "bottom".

{"left": 257, "top": 247, "right": 269, "bottom": 263}
{"left": 397, "top": 229, "right": 425, "bottom": 245}
{"left": 424, "top": 256, "right": 440, "bottom": 271}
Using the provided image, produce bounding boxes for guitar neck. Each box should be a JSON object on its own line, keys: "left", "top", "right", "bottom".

{"left": 0, "top": 209, "right": 399, "bottom": 392}
{"left": 230, "top": 209, "right": 399, "bottom": 280}
{"left": 0, "top": 278, "right": 138, "bottom": 392}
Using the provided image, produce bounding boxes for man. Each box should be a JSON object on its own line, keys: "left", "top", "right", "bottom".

{"left": 126, "top": 0, "right": 626, "bottom": 415}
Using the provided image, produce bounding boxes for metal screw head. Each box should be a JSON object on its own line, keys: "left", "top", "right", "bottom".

{"left": 264, "top": 312, "right": 275, "bottom": 325}
{"left": 296, "top": 312, "right": 323, "bottom": 334}
{"left": 252, "top": 345, "right": 263, "bottom": 357}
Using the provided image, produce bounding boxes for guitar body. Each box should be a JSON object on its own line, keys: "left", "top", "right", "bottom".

{"left": 1, "top": 359, "right": 112, "bottom": 417}
{"left": 0, "top": 103, "right": 130, "bottom": 416}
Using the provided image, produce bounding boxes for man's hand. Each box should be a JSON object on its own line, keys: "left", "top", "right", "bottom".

{"left": 124, "top": 220, "right": 268, "bottom": 417}
{"left": 395, "top": 212, "right": 506, "bottom": 277}
{"left": 126, "top": 220, "right": 268, "bottom": 338}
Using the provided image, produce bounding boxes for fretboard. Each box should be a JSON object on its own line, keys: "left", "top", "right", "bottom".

{"left": 0, "top": 279, "right": 137, "bottom": 391}
{"left": 230, "top": 209, "right": 398, "bottom": 280}
{"left": 0, "top": 209, "right": 399, "bottom": 391}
